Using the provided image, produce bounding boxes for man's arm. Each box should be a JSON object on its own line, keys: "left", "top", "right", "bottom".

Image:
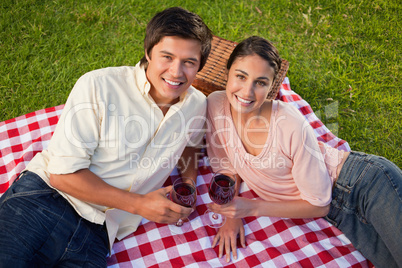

{"left": 49, "top": 169, "right": 192, "bottom": 224}
{"left": 176, "top": 146, "right": 202, "bottom": 182}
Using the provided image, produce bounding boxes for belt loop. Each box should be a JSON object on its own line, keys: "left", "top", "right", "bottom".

{"left": 14, "top": 170, "right": 28, "bottom": 183}
{"left": 334, "top": 183, "right": 351, "bottom": 194}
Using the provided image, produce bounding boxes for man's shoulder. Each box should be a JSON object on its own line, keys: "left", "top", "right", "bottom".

{"left": 82, "top": 66, "right": 137, "bottom": 79}
{"left": 187, "top": 85, "right": 207, "bottom": 102}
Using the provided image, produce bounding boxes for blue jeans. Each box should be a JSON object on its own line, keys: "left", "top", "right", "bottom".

{"left": 325, "top": 151, "right": 402, "bottom": 268}
{"left": 0, "top": 171, "right": 109, "bottom": 267}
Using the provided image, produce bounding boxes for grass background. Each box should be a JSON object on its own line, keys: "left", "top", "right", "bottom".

{"left": 1, "top": 0, "right": 401, "bottom": 167}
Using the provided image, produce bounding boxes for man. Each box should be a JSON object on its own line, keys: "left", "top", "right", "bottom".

{"left": 0, "top": 7, "right": 212, "bottom": 266}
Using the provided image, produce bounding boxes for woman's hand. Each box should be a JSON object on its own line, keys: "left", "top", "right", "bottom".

{"left": 207, "top": 196, "right": 257, "bottom": 218}
{"left": 212, "top": 217, "right": 246, "bottom": 262}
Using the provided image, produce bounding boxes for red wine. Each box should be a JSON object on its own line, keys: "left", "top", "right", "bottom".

{"left": 170, "top": 183, "right": 196, "bottom": 208}
{"left": 209, "top": 175, "right": 235, "bottom": 205}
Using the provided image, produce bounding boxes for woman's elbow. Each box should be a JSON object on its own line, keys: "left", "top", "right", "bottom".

{"left": 320, "top": 204, "right": 330, "bottom": 217}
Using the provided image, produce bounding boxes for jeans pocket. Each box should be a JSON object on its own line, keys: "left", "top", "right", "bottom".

{"left": 337, "top": 153, "right": 372, "bottom": 191}
{"left": 60, "top": 218, "right": 108, "bottom": 267}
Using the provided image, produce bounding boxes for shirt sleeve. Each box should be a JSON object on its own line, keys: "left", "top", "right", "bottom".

{"left": 47, "top": 73, "right": 103, "bottom": 175}
{"left": 280, "top": 104, "right": 333, "bottom": 207}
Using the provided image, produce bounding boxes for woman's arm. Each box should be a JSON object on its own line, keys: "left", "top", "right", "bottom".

{"left": 208, "top": 197, "right": 330, "bottom": 219}
{"left": 50, "top": 169, "right": 192, "bottom": 224}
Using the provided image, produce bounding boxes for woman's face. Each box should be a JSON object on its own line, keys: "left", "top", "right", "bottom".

{"left": 226, "top": 54, "right": 275, "bottom": 115}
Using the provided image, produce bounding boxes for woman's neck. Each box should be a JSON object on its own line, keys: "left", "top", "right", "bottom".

{"left": 230, "top": 100, "right": 273, "bottom": 156}
{"left": 231, "top": 100, "right": 272, "bottom": 128}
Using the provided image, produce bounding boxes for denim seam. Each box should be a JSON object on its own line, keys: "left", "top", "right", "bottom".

{"left": 4, "top": 190, "right": 72, "bottom": 222}
{"left": 335, "top": 157, "right": 369, "bottom": 192}
{"left": 331, "top": 155, "right": 372, "bottom": 226}
{"left": 62, "top": 218, "right": 91, "bottom": 255}
{"left": 5, "top": 189, "right": 55, "bottom": 201}
{"left": 31, "top": 200, "right": 69, "bottom": 266}
{"left": 34, "top": 198, "right": 69, "bottom": 265}
{"left": 373, "top": 159, "right": 402, "bottom": 203}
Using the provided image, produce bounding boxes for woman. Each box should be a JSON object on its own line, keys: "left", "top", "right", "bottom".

{"left": 206, "top": 36, "right": 401, "bottom": 267}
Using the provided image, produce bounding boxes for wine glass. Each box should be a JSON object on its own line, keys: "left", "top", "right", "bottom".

{"left": 204, "top": 169, "right": 236, "bottom": 228}
{"left": 168, "top": 177, "right": 197, "bottom": 234}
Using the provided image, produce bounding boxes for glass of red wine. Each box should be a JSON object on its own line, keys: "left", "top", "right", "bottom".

{"left": 204, "top": 169, "right": 237, "bottom": 228}
{"left": 168, "top": 177, "right": 197, "bottom": 234}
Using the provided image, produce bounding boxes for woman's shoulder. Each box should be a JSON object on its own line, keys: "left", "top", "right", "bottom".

{"left": 275, "top": 100, "right": 306, "bottom": 121}
{"left": 207, "top": 90, "right": 226, "bottom": 102}
{"left": 207, "top": 91, "right": 227, "bottom": 114}
{"left": 273, "top": 100, "right": 309, "bottom": 135}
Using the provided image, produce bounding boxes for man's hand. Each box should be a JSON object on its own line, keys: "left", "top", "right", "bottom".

{"left": 212, "top": 217, "right": 246, "bottom": 262}
{"left": 135, "top": 186, "right": 193, "bottom": 224}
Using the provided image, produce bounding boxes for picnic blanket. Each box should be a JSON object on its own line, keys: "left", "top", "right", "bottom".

{"left": 0, "top": 78, "right": 372, "bottom": 267}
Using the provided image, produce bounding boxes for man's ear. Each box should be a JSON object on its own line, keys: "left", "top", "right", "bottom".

{"left": 145, "top": 50, "right": 151, "bottom": 62}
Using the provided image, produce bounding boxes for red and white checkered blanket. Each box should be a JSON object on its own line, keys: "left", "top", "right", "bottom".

{"left": 1, "top": 79, "right": 372, "bottom": 267}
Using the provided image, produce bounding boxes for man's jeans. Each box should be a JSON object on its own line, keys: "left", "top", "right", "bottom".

{"left": 0, "top": 171, "right": 109, "bottom": 267}
{"left": 325, "top": 151, "right": 402, "bottom": 268}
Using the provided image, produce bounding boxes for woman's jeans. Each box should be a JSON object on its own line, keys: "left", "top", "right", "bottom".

{"left": 325, "top": 151, "right": 402, "bottom": 268}
{"left": 0, "top": 171, "right": 109, "bottom": 267}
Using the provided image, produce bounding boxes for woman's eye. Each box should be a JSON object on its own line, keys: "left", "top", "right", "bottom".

{"left": 236, "top": 74, "right": 245, "bottom": 80}
{"left": 257, "top": 81, "right": 267, "bottom": 86}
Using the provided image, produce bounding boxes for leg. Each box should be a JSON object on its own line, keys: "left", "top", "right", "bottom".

{"left": 56, "top": 218, "right": 109, "bottom": 268}
{"left": 325, "top": 151, "right": 402, "bottom": 268}
{"left": 0, "top": 171, "right": 108, "bottom": 267}
{"left": 0, "top": 171, "right": 67, "bottom": 266}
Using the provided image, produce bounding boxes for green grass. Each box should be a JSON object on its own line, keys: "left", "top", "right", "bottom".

{"left": 1, "top": 0, "right": 401, "bottom": 167}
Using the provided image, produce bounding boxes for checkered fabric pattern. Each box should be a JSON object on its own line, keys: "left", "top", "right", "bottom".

{"left": 107, "top": 161, "right": 370, "bottom": 267}
{"left": 278, "top": 78, "right": 350, "bottom": 152}
{"left": 0, "top": 105, "right": 64, "bottom": 193}
{"left": 0, "top": 79, "right": 370, "bottom": 267}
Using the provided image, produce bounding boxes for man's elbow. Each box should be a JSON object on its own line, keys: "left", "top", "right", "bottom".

{"left": 49, "top": 173, "right": 69, "bottom": 190}
{"left": 49, "top": 173, "right": 60, "bottom": 189}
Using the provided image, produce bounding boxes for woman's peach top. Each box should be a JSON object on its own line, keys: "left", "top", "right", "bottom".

{"left": 206, "top": 91, "right": 344, "bottom": 206}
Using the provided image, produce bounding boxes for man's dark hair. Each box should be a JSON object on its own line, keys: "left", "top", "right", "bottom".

{"left": 140, "top": 7, "right": 212, "bottom": 71}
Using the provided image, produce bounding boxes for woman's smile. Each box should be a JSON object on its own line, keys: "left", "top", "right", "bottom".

{"left": 235, "top": 95, "right": 253, "bottom": 105}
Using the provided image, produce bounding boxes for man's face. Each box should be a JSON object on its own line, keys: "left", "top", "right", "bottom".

{"left": 145, "top": 36, "right": 201, "bottom": 106}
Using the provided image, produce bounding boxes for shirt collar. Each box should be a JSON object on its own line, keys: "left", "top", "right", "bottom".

{"left": 134, "top": 62, "right": 151, "bottom": 96}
